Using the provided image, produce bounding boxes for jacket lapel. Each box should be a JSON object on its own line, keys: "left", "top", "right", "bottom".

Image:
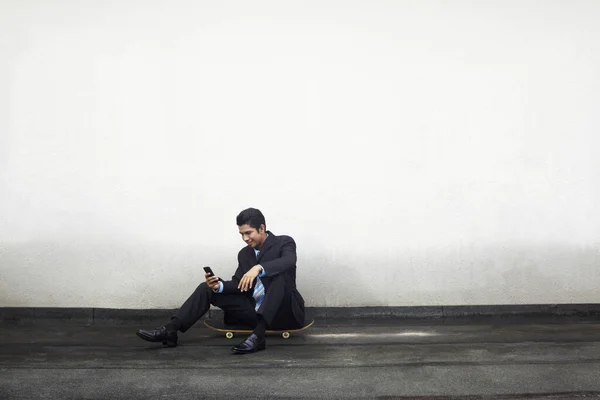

{"left": 257, "top": 231, "right": 275, "bottom": 262}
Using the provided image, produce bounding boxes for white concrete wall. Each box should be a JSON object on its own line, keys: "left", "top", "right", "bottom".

{"left": 1, "top": 0, "right": 599, "bottom": 308}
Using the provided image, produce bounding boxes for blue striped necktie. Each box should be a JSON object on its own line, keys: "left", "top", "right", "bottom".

{"left": 253, "top": 250, "right": 265, "bottom": 311}
{"left": 253, "top": 277, "right": 265, "bottom": 311}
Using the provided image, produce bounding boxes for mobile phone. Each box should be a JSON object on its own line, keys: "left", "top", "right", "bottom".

{"left": 203, "top": 266, "right": 215, "bottom": 277}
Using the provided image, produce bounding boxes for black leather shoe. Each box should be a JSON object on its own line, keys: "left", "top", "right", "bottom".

{"left": 136, "top": 326, "right": 178, "bottom": 347}
{"left": 231, "top": 333, "right": 266, "bottom": 354}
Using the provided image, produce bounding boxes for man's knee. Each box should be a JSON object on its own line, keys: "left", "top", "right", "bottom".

{"left": 267, "top": 274, "right": 287, "bottom": 289}
{"left": 196, "top": 282, "right": 214, "bottom": 298}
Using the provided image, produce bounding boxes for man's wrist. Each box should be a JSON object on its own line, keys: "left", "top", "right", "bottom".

{"left": 212, "top": 281, "right": 223, "bottom": 293}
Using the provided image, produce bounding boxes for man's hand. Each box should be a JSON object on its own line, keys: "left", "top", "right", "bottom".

{"left": 238, "top": 265, "right": 263, "bottom": 292}
{"left": 205, "top": 273, "right": 220, "bottom": 290}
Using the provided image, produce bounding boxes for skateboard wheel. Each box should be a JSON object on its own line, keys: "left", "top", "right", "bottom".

{"left": 226, "top": 332, "right": 234, "bottom": 339}
{"left": 282, "top": 332, "right": 290, "bottom": 339}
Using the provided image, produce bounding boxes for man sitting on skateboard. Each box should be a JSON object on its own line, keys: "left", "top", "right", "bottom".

{"left": 136, "top": 208, "right": 306, "bottom": 354}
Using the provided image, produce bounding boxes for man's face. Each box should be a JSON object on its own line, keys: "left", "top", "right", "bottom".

{"left": 238, "top": 224, "right": 267, "bottom": 249}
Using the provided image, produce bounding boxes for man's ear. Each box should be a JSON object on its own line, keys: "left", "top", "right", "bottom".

{"left": 260, "top": 224, "right": 266, "bottom": 234}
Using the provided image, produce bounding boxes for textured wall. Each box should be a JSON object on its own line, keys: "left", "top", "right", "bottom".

{"left": 1, "top": 0, "right": 599, "bottom": 308}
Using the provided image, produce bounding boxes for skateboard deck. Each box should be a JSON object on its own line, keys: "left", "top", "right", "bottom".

{"left": 204, "top": 319, "right": 314, "bottom": 339}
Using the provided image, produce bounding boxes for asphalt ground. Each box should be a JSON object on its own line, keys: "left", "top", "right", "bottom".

{"left": 1, "top": 317, "right": 600, "bottom": 399}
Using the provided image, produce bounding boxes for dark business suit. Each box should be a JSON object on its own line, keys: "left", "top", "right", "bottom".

{"left": 175, "top": 232, "right": 305, "bottom": 332}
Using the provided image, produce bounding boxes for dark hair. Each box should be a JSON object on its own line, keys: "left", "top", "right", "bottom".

{"left": 236, "top": 208, "right": 266, "bottom": 231}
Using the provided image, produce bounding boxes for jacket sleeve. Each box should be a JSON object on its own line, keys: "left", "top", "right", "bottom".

{"left": 260, "top": 236, "right": 297, "bottom": 277}
{"left": 220, "top": 252, "right": 245, "bottom": 294}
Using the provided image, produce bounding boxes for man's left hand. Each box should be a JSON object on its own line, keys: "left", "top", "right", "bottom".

{"left": 238, "top": 265, "right": 263, "bottom": 292}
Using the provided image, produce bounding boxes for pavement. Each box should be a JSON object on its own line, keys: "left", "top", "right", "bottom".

{"left": 1, "top": 316, "right": 600, "bottom": 399}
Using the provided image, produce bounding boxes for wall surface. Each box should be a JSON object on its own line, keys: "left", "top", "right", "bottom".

{"left": 1, "top": 0, "right": 599, "bottom": 308}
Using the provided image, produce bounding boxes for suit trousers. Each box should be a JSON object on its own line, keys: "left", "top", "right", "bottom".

{"left": 175, "top": 274, "right": 298, "bottom": 333}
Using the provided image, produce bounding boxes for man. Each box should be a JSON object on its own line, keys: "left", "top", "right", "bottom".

{"left": 136, "top": 208, "right": 305, "bottom": 354}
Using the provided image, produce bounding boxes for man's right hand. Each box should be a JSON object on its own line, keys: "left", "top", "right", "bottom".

{"left": 205, "top": 273, "right": 220, "bottom": 290}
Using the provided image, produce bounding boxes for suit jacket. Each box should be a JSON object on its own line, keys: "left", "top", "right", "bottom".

{"left": 221, "top": 231, "right": 305, "bottom": 326}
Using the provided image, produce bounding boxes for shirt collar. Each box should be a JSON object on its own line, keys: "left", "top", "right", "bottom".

{"left": 254, "top": 233, "right": 269, "bottom": 257}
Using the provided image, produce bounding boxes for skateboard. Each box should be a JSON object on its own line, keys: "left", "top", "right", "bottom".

{"left": 204, "top": 319, "right": 314, "bottom": 339}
